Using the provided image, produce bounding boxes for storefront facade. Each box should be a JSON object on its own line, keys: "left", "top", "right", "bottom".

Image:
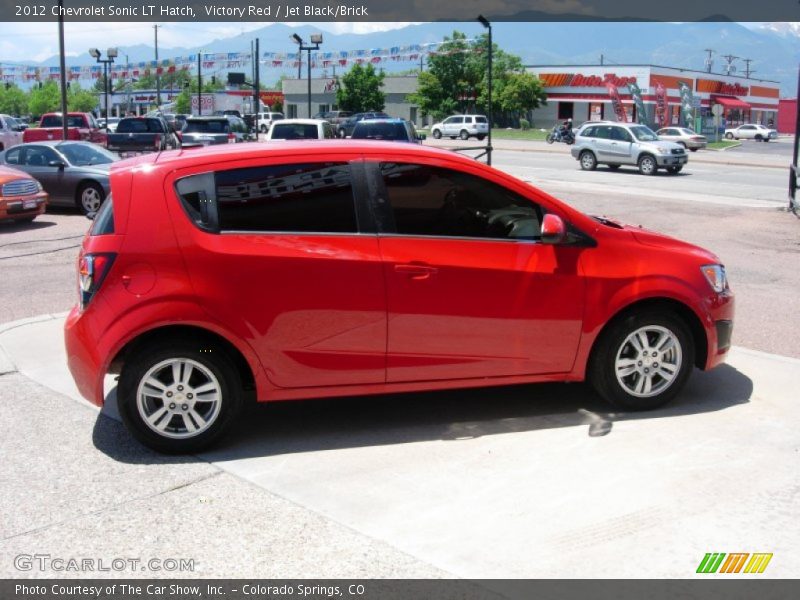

{"left": 525, "top": 64, "right": 780, "bottom": 133}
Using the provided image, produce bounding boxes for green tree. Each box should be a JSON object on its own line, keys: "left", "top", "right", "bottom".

{"left": 496, "top": 72, "right": 547, "bottom": 124}
{"left": 67, "top": 81, "right": 99, "bottom": 112}
{"left": 0, "top": 84, "right": 28, "bottom": 116}
{"left": 173, "top": 76, "right": 225, "bottom": 114}
{"left": 336, "top": 63, "right": 385, "bottom": 113}
{"left": 27, "top": 81, "right": 61, "bottom": 118}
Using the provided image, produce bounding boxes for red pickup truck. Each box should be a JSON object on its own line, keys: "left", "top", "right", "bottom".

{"left": 22, "top": 112, "right": 107, "bottom": 145}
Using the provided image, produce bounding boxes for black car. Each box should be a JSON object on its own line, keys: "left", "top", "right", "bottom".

{"left": 351, "top": 119, "right": 425, "bottom": 144}
{"left": 180, "top": 116, "right": 251, "bottom": 145}
{"left": 338, "top": 112, "right": 391, "bottom": 138}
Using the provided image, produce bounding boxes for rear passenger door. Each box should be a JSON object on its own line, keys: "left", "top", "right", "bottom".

{"left": 168, "top": 158, "right": 387, "bottom": 389}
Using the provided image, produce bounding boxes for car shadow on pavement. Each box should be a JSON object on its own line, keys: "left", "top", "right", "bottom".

{"left": 92, "top": 363, "right": 752, "bottom": 465}
{"left": 0, "top": 218, "right": 57, "bottom": 232}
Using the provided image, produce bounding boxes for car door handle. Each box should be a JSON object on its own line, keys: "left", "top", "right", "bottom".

{"left": 395, "top": 263, "right": 438, "bottom": 279}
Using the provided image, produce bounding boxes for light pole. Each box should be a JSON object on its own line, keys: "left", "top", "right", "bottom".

{"left": 89, "top": 48, "right": 117, "bottom": 123}
{"left": 478, "top": 15, "right": 492, "bottom": 166}
{"left": 291, "top": 33, "right": 323, "bottom": 118}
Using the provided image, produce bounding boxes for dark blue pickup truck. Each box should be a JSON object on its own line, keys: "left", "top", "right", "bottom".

{"left": 105, "top": 117, "right": 179, "bottom": 155}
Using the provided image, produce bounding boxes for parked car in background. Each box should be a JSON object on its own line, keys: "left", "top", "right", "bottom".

{"left": 97, "top": 117, "right": 121, "bottom": 133}
{"left": 431, "top": 115, "right": 489, "bottom": 140}
{"left": 0, "top": 141, "right": 114, "bottom": 215}
{"left": 0, "top": 164, "right": 47, "bottom": 223}
{"left": 254, "top": 112, "right": 284, "bottom": 133}
{"left": 338, "top": 112, "right": 391, "bottom": 138}
{"left": 724, "top": 124, "right": 778, "bottom": 141}
{"left": 656, "top": 127, "right": 707, "bottom": 152}
{"left": 572, "top": 122, "right": 688, "bottom": 175}
{"left": 63, "top": 141, "right": 734, "bottom": 453}
{"left": 266, "top": 119, "right": 336, "bottom": 140}
{"left": 180, "top": 116, "right": 250, "bottom": 146}
{"left": 351, "top": 119, "right": 425, "bottom": 143}
{"left": 0, "top": 114, "right": 24, "bottom": 151}
{"left": 23, "top": 112, "right": 106, "bottom": 145}
{"left": 10, "top": 117, "right": 28, "bottom": 131}
{"left": 314, "top": 110, "right": 352, "bottom": 135}
{"left": 106, "top": 116, "right": 180, "bottom": 155}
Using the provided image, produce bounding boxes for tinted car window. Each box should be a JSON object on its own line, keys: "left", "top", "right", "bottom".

{"left": 352, "top": 122, "right": 410, "bottom": 141}
{"left": 58, "top": 143, "right": 116, "bottom": 166}
{"left": 380, "top": 163, "right": 541, "bottom": 240}
{"left": 23, "top": 146, "right": 59, "bottom": 166}
{"left": 215, "top": 163, "right": 357, "bottom": 233}
{"left": 270, "top": 123, "right": 320, "bottom": 139}
{"left": 475, "top": 116, "right": 488, "bottom": 123}
{"left": 581, "top": 126, "right": 597, "bottom": 138}
{"left": 90, "top": 197, "right": 114, "bottom": 235}
{"left": 184, "top": 120, "right": 230, "bottom": 133}
{"left": 40, "top": 115, "right": 85, "bottom": 128}
{"left": 116, "top": 118, "right": 164, "bottom": 133}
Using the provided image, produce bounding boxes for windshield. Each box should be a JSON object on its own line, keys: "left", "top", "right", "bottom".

{"left": 629, "top": 125, "right": 659, "bottom": 141}
{"left": 352, "top": 122, "right": 408, "bottom": 141}
{"left": 58, "top": 143, "right": 117, "bottom": 166}
{"left": 270, "top": 123, "right": 319, "bottom": 139}
{"left": 116, "top": 119, "right": 164, "bottom": 133}
{"left": 184, "top": 120, "right": 230, "bottom": 134}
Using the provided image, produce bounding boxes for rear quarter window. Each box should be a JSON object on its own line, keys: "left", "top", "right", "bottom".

{"left": 90, "top": 197, "right": 115, "bottom": 235}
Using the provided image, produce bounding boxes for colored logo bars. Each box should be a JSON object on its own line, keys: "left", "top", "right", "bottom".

{"left": 696, "top": 552, "right": 773, "bottom": 574}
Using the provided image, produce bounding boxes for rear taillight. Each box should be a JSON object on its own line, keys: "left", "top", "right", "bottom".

{"left": 228, "top": 133, "right": 235, "bottom": 143}
{"left": 78, "top": 252, "right": 116, "bottom": 311}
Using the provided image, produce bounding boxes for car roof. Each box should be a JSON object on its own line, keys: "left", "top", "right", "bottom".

{"left": 356, "top": 118, "right": 407, "bottom": 124}
{"left": 272, "top": 119, "right": 326, "bottom": 125}
{"left": 9, "top": 140, "right": 95, "bottom": 148}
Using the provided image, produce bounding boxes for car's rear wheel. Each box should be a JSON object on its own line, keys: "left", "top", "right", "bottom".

{"left": 666, "top": 165, "right": 683, "bottom": 174}
{"left": 118, "top": 341, "right": 244, "bottom": 454}
{"left": 755, "top": 134, "right": 763, "bottom": 142}
{"left": 76, "top": 182, "right": 105, "bottom": 215}
{"left": 459, "top": 129, "right": 469, "bottom": 140}
{"left": 579, "top": 151, "right": 597, "bottom": 171}
{"left": 589, "top": 311, "right": 694, "bottom": 410}
{"left": 725, "top": 132, "right": 734, "bottom": 139}
{"left": 638, "top": 154, "right": 658, "bottom": 176}
{"left": 432, "top": 129, "right": 442, "bottom": 139}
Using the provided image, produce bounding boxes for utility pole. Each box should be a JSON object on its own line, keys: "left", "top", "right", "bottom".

{"left": 722, "top": 54, "right": 738, "bottom": 76}
{"left": 57, "top": 0, "right": 68, "bottom": 140}
{"left": 743, "top": 58, "right": 755, "bottom": 79}
{"left": 254, "top": 37, "right": 260, "bottom": 137}
{"left": 154, "top": 25, "right": 161, "bottom": 108}
{"left": 704, "top": 49, "right": 714, "bottom": 73}
{"left": 600, "top": 54, "right": 604, "bottom": 66}
{"left": 197, "top": 52, "right": 202, "bottom": 116}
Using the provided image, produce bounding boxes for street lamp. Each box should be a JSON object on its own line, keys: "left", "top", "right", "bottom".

{"left": 477, "top": 15, "right": 493, "bottom": 165}
{"left": 89, "top": 47, "right": 117, "bottom": 124}
{"left": 291, "top": 32, "right": 323, "bottom": 118}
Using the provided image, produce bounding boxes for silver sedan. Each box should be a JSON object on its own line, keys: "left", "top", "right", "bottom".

{"left": 0, "top": 141, "right": 116, "bottom": 215}
{"left": 656, "top": 127, "right": 708, "bottom": 152}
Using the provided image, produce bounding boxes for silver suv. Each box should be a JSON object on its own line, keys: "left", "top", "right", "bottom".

{"left": 431, "top": 115, "right": 489, "bottom": 140}
{"left": 571, "top": 122, "right": 688, "bottom": 175}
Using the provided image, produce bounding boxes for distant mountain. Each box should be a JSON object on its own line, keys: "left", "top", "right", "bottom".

{"left": 31, "top": 21, "right": 800, "bottom": 95}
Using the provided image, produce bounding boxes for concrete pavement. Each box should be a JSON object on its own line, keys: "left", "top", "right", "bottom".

{"left": 1, "top": 314, "right": 798, "bottom": 578}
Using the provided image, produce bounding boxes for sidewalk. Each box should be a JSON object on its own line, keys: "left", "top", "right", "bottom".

{"left": 1, "top": 314, "right": 799, "bottom": 578}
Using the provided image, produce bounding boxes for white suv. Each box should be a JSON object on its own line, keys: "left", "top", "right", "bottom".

{"left": 0, "top": 114, "right": 23, "bottom": 151}
{"left": 255, "top": 112, "right": 284, "bottom": 134}
{"left": 431, "top": 115, "right": 489, "bottom": 140}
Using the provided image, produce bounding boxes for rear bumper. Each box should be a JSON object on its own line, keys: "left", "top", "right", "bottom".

{"left": 64, "top": 306, "right": 105, "bottom": 406}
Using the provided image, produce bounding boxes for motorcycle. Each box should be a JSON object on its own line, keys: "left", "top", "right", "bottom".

{"left": 546, "top": 124, "right": 575, "bottom": 145}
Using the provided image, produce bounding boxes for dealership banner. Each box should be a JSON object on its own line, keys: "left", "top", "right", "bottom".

{"left": 627, "top": 82, "right": 649, "bottom": 126}
{"left": 654, "top": 81, "right": 668, "bottom": 128}
{"left": 677, "top": 80, "right": 695, "bottom": 128}
{"left": 605, "top": 81, "right": 628, "bottom": 122}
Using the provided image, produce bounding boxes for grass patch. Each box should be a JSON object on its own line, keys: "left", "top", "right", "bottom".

{"left": 706, "top": 140, "right": 741, "bottom": 150}
{"left": 489, "top": 128, "right": 549, "bottom": 141}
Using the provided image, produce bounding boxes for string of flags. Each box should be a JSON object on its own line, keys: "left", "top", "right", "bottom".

{"left": 0, "top": 40, "right": 478, "bottom": 83}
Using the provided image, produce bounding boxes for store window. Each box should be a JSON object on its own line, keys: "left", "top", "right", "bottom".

{"left": 557, "top": 102, "right": 574, "bottom": 120}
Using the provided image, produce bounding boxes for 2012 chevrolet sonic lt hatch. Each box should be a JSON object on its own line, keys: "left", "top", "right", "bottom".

{"left": 65, "top": 141, "right": 734, "bottom": 453}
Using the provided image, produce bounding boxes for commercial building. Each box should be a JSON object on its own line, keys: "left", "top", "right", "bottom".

{"left": 777, "top": 98, "right": 797, "bottom": 134}
{"left": 281, "top": 75, "right": 425, "bottom": 124}
{"left": 525, "top": 64, "right": 780, "bottom": 133}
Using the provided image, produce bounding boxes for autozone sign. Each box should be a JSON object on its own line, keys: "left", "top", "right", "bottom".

{"left": 538, "top": 72, "right": 638, "bottom": 87}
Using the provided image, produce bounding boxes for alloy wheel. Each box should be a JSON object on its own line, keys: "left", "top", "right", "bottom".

{"left": 614, "top": 325, "right": 682, "bottom": 398}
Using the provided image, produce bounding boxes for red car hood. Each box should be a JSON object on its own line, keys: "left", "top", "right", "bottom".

{"left": 601, "top": 218, "right": 721, "bottom": 263}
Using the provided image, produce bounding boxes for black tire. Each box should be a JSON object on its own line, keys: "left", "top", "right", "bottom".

{"left": 666, "top": 166, "right": 683, "bottom": 174}
{"left": 589, "top": 310, "right": 694, "bottom": 411}
{"left": 546, "top": 134, "right": 555, "bottom": 144}
{"left": 432, "top": 129, "right": 442, "bottom": 139}
{"left": 690, "top": 148, "right": 698, "bottom": 152}
{"left": 725, "top": 132, "right": 734, "bottom": 140}
{"left": 477, "top": 134, "right": 486, "bottom": 141}
{"left": 459, "top": 129, "right": 469, "bottom": 140}
{"left": 579, "top": 150, "right": 597, "bottom": 171}
{"left": 118, "top": 340, "right": 244, "bottom": 454}
{"left": 763, "top": 138, "right": 770, "bottom": 143}
{"left": 607, "top": 164, "right": 621, "bottom": 170}
{"left": 638, "top": 154, "right": 658, "bottom": 176}
{"left": 755, "top": 134, "right": 763, "bottom": 142}
{"left": 76, "top": 181, "right": 105, "bottom": 216}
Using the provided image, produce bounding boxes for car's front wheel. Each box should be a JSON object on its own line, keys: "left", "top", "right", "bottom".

{"left": 725, "top": 132, "right": 734, "bottom": 139}
{"left": 638, "top": 154, "right": 658, "bottom": 176}
{"left": 579, "top": 151, "right": 597, "bottom": 171}
{"left": 118, "top": 341, "right": 244, "bottom": 453}
{"left": 432, "top": 129, "right": 442, "bottom": 139}
{"left": 589, "top": 311, "right": 694, "bottom": 410}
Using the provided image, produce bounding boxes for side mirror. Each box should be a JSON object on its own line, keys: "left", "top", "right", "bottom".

{"left": 48, "top": 160, "right": 66, "bottom": 169}
{"left": 541, "top": 213, "right": 566, "bottom": 244}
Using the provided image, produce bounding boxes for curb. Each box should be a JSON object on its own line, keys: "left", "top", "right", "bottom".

{"left": 0, "top": 312, "right": 69, "bottom": 375}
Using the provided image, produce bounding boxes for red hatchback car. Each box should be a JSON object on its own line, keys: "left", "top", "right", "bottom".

{"left": 65, "top": 141, "right": 734, "bottom": 453}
